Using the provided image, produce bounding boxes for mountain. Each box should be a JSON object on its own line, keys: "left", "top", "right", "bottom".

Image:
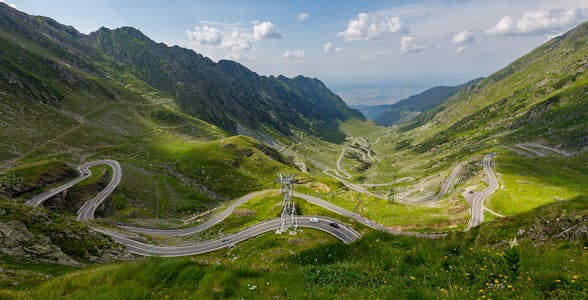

{"left": 374, "top": 78, "right": 482, "bottom": 126}
{"left": 353, "top": 79, "right": 482, "bottom": 126}
{"left": 0, "top": 4, "right": 362, "bottom": 145}
{"left": 349, "top": 104, "right": 390, "bottom": 120}
{"left": 401, "top": 21, "right": 588, "bottom": 152}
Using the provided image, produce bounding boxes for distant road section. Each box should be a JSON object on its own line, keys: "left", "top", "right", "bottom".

{"left": 465, "top": 154, "right": 498, "bottom": 231}
{"left": 515, "top": 143, "right": 571, "bottom": 157}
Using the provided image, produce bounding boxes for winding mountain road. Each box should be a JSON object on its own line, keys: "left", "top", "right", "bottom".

{"left": 25, "top": 147, "right": 498, "bottom": 256}
{"left": 326, "top": 138, "right": 464, "bottom": 203}
{"left": 465, "top": 154, "right": 498, "bottom": 231}
{"left": 25, "top": 161, "right": 362, "bottom": 256}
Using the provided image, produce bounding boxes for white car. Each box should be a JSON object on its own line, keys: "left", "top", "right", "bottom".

{"left": 309, "top": 217, "right": 320, "bottom": 223}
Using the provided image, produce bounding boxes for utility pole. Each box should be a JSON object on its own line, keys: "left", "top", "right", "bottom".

{"left": 388, "top": 175, "right": 396, "bottom": 204}
{"left": 275, "top": 173, "right": 298, "bottom": 234}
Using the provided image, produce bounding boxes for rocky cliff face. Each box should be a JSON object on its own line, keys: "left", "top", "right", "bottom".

{"left": 0, "top": 199, "right": 133, "bottom": 266}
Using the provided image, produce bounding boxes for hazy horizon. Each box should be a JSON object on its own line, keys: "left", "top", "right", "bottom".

{"left": 6, "top": 0, "right": 587, "bottom": 105}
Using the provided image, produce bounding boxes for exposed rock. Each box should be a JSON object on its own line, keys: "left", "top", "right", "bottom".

{"left": 0, "top": 199, "right": 134, "bottom": 266}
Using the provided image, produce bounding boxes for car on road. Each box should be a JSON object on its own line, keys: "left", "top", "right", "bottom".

{"left": 309, "top": 217, "right": 320, "bottom": 223}
{"left": 329, "top": 222, "right": 340, "bottom": 229}
{"left": 117, "top": 221, "right": 126, "bottom": 226}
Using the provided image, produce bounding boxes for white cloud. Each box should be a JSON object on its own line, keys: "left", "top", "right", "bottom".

{"left": 400, "top": 36, "right": 424, "bottom": 55}
{"left": 452, "top": 30, "right": 474, "bottom": 44}
{"left": 0, "top": 0, "right": 17, "bottom": 9}
{"left": 359, "top": 50, "right": 391, "bottom": 60}
{"left": 338, "top": 12, "right": 408, "bottom": 41}
{"left": 324, "top": 42, "right": 342, "bottom": 53}
{"left": 456, "top": 46, "right": 467, "bottom": 53}
{"left": 220, "top": 30, "right": 251, "bottom": 50}
{"left": 186, "top": 26, "right": 222, "bottom": 45}
{"left": 253, "top": 21, "right": 284, "bottom": 40}
{"left": 297, "top": 12, "right": 310, "bottom": 22}
{"left": 186, "top": 26, "right": 251, "bottom": 50}
{"left": 282, "top": 49, "right": 307, "bottom": 59}
{"left": 486, "top": 7, "right": 583, "bottom": 35}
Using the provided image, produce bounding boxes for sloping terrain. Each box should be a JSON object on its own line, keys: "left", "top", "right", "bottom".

{"left": 399, "top": 22, "right": 588, "bottom": 152}
{"left": 374, "top": 78, "right": 482, "bottom": 126}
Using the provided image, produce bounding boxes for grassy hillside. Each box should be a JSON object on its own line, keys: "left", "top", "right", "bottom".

{"left": 400, "top": 22, "right": 588, "bottom": 152}
{"left": 2, "top": 195, "right": 585, "bottom": 299}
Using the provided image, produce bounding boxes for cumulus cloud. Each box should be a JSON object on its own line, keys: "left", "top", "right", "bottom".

{"left": 486, "top": 7, "right": 583, "bottom": 36}
{"left": 400, "top": 36, "right": 424, "bottom": 55}
{"left": 456, "top": 46, "right": 467, "bottom": 53}
{"left": 297, "top": 12, "right": 309, "bottom": 22}
{"left": 253, "top": 21, "right": 284, "bottom": 40}
{"left": 186, "top": 26, "right": 222, "bottom": 45}
{"left": 186, "top": 26, "right": 251, "bottom": 50}
{"left": 324, "top": 42, "right": 342, "bottom": 53}
{"left": 0, "top": 0, "right": 18, "bottom": 9}
{"left": 338, "top": 12, "right": 408, "bottom": 41}
{"left": 282, "top": 49, "right": 307, "bottom": 59}
{"left": 452, "top": 30, "right": 474, "bottom": 44}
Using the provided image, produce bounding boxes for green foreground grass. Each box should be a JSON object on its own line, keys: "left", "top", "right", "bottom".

{"left": 1, "top": 196, "right": 586, "bottom": 299}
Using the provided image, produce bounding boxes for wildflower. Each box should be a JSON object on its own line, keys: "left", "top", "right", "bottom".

{"left": 572, "top": 275, "right": 578, "bottom": 280}
{"left": 410, "top": 276, "right": 416, "bottom": 280}
{"left": 554, "top": 279, "right": 561, "bottom": 283}
{"left": 494, "top": 279, "right": 499, "bottom": 284}
{"left": 507, "top": 285, "right": 513, "bottom": 289}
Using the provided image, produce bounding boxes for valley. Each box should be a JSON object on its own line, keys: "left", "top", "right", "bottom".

{"left": 0, "top": 2, "right": 586, "bottom": 299}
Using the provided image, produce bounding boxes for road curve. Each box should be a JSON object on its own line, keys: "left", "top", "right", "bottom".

{"left": 293, "top": 192, "right": 445, "bottom": 238}
{"left": 465, "top": 154, "right": 498, "bottom": 231}
{"left": 25, "top": 161, "right": 362, "bottom": 256}
{"left": 121, "top": 190, "right": 274, "bottom": 236}
{"left": 76, "top": 160, "right": 122, "bottom": 221}
{"left": 25, "top": 160, "right": 120, "bottom": 210}
{"left": 96, "top": 216, "right": 361, "bottom": 257}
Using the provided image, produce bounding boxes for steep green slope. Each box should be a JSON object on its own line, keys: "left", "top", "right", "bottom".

{"left": 0, "top": 3, "right": 300, "bottom": 226}
{"left": 0, "top": 3, "right": 362, "bottom": 146}
{"left": 401, "top": 21, "right": 588, "bottom": 152}
{"left": 88, "top": 27, "right": 362, "bottom": 143}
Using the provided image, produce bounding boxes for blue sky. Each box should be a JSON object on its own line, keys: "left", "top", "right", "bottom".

{"left": 4, "top": 0, "right": 588, "bottom": 104}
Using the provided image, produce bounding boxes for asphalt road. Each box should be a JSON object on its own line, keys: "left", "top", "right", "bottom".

{"left": 76, "top": 160, "right": 122, "bottom": 221}
{"left": 465, "top": 154, "right": 498, "bottom": 231}
{"left": 24, "top": 151, "right": 495, "bottom": 256}
{"left": 25, "top": 160, "right": 119, "bottom": 208}
{"left": 96, "top": 216, "right": 361, "bottom": 257}
{"left": 25, "top": 161, "right": 362, "bottom": 256}
{"left": 121, "top": 190, "right": 274, "bottom": 236}
{"left": 516, "top": 143, "right": 571, "bottom": 157}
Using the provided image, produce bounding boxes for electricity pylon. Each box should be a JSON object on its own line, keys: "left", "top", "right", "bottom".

{"left": 275, "top": 173, "right": 298, "bottom": 234}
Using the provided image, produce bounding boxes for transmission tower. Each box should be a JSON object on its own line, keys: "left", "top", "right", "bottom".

{"left": 275, "top": 173, "right": 298, "bottom": 234}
